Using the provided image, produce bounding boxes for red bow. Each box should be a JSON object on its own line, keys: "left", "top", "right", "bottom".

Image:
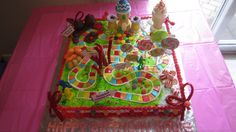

{"left": 48, "top": 91, "right": 64, "bottom": 121}
{"left": 166, "top": 83, "right": 194, "bottom": 121}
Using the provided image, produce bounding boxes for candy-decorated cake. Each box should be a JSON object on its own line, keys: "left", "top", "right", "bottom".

{"left": 49, "top": 0, "right": 194, "bottom": 121}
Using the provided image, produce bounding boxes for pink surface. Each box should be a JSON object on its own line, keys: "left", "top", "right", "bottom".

{"left": 0, "top": 0, "right": 235, "bottom": 131}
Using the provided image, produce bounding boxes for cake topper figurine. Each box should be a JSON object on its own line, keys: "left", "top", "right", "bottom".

{"left": 107, "top": 15, "right": 118, "bottom": 34}
{"left": 116, "top": 0, "right": 132, "bottom": 32}
{"left": 151, "top": 0, "right": 167, "bottom": 32}
{"left": 131, "top": 16, "right": 141, "bottom": 33}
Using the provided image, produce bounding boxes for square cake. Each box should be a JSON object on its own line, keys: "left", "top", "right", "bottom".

{"left": 49, "top": 0, "right": 194, "bottom": 121}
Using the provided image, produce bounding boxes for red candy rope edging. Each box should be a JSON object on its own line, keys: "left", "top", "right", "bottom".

{"left": 164, "top": 16, "right": 175, "bottom": 35}
{"left": 166, "top": 83, "right": 194, "bottom": 121}
{"left": 48, "top": 91, "right": 65, "bottom": 121}
{"left": 53, "top": 15, "right": 194, "bottom": 120}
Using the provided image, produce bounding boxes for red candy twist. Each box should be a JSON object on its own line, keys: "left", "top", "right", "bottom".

{"left": 160, "top": 70, "right": 177, "bottom": 88}
{"left": 166, "top": 83, "right": 194, "bottom": 121}
{"left": 48, "top": 91, "right": 64, "bottom": 121}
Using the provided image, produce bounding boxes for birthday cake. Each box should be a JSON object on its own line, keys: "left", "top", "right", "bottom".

{"left": 49, "top": 0, "right": 194, "bottom": 121}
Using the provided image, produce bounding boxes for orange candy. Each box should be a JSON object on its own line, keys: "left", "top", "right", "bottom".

{"left": 74, "top": 46, "right": 82, "bottom": 55}
{"left": 64, "top": 46, "right": 83, "bottom": 68}
{"left": 116, "top": 72, "right": 122, "bottom": 78}
{"left": 68, "top": 48, "right": 75, "bottom": 54}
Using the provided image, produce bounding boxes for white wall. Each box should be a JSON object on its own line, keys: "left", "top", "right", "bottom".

{"left": 0, "top": 0, "right": 116, "bottom": 55}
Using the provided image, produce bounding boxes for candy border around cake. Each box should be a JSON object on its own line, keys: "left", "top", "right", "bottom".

{"left": 53, "top": 16, "right": 186, "bottom": 119}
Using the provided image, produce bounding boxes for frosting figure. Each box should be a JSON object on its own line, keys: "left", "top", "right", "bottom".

{"left": 151, "top": 0, "right": 167, "bottom": 32}
{"left": 131, "top": 16, "right": 141, "bottom": 33}
{"left": 107, "top": 15, "right": 118, "bottom": 34}
{"left": 116, "top": 0, "right": 132, "bottom": 32}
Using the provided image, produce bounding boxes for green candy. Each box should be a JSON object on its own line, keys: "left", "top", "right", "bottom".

{"left": 151, "top": 30, "right": 168, "bottom": 42}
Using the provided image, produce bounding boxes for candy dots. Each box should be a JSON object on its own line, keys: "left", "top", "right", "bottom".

{"left": 64, "top": 46, "right": 83, "bottom": 69}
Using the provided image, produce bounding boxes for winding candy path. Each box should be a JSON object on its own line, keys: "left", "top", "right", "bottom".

{"left": 103, "top": 63, "right": 161, "bottom": 103}
{"left": 67, "top": 54, "right": 171, "bottom": 103}
{"left": 68, "top": 56, "right": 98, "bottom": 90}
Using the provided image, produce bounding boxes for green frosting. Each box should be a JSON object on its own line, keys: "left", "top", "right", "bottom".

{"left": 59, "top": 20, "right": 169, "bottom": 108}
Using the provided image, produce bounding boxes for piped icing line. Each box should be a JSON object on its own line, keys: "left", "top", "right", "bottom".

{"left": 102, "top": 63, "right": 161, "bottom": 103}
{"left": 68, "top": 56, "right": 98, "bottom": 90}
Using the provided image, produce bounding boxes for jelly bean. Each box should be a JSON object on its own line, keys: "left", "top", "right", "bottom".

{"left": 121, "top": 40, "right": 126, "bottom": 44}
{"left": 117, "top": 33, "right": 122, "bottom": 37}
{"left": 116, "top": 40, "right": 121, "bottom": 44}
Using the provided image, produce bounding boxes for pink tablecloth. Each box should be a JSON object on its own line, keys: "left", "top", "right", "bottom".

{"left": 0, "top": 0, "right": 235, "bottom": 131}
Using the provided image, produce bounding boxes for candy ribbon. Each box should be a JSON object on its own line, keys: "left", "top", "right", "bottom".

{"left": 166, "top": 83, "right": 194, "bottom": 121}
{"left": 66, "top": 11, "right": 84, "bottom": 28}
{"left": 48, "top": 91, "right": 64, "bottom": 121}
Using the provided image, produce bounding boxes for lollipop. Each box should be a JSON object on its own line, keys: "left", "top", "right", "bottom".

{"left": 149, "top": 47, "right": 165, "bottom": 57}
{"left": 161, "top": 37, "right": 179, "bottom": 50}
{"left": 137, "top": 39, "right": 154, "bottom": 51}
{"left": 151, "top": 30, "right": 168, "bottom": 42}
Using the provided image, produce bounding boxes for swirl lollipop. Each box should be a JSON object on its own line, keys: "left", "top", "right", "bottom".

{"left": 137, "top": 39, "right": 154, "bottom": 51}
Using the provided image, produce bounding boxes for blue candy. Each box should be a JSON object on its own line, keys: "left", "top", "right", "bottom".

{"left": 126, "top": 94, "right": 132, "bottom": 100}
{"left": 157, "top": 64, "right": 163, "bottom": 70}
{"left": 151, "top": 90, "right": 159, "bottom": 97}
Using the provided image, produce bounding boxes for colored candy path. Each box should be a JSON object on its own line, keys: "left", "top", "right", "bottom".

{"left": 68, "top": 56, "right": 98, "bottom": 90}
{"left": 103, "top": 63, "right": 161, "bottom": 103}
{"left": 67, "top": 42, "right": 171, "bottom": 103}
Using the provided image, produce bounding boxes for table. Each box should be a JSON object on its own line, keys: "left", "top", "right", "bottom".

{"left": 0, "top": 0, "right": 235, "bottom": 131}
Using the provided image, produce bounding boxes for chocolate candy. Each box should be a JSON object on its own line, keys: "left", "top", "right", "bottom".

{"left": 75, "top": 20, "right": 84, "bottom": 31}
{"left": 84, "top": 14, "right": 96, "bottom": 29}
{"left": 149, "top": 47, "right": 165, "bottom": 57}
{"left": 161, "top": 37, "right": 179, "bottom": 49}
{"left": 84, "top": 32, "right": 98, "bottom": 43}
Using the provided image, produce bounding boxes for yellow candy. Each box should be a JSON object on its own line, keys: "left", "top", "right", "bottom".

{"left": 64, "top": 88, "right": 74, "bottom": 100}
{"left": 121, "top": 40, "right": 126, "bottom": 44}
{"left": 117, "top": 33, "right": 122, "bottom": 37}
{"left": 83, "top": 92, "right": 90, "bottom": 98}
{"left": 129, "top": 37, "right": 134, "bottom": 41}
